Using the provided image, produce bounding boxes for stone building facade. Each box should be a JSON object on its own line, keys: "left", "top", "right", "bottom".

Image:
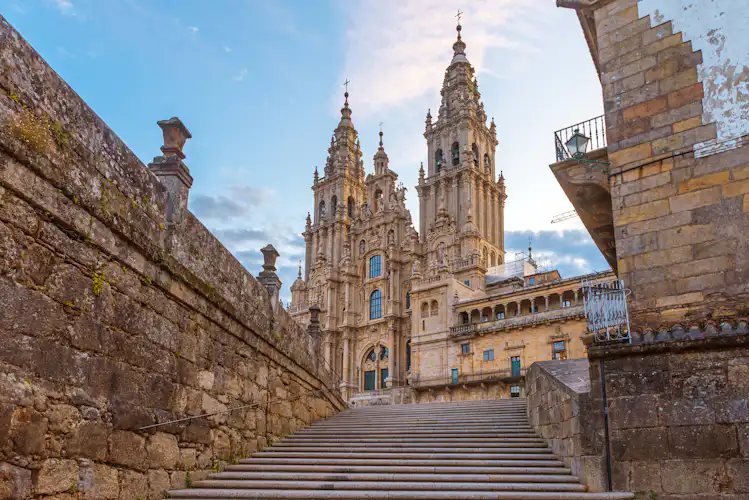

{"left": 290, "top": 23, "right": 616, "bottom": 402}
{"left": 552, "top": 0, "right": 749, "bottom": 333}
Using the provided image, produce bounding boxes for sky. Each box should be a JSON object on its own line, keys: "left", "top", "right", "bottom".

{"left": 4, "top": 0, "right": 610, "bottom": 300}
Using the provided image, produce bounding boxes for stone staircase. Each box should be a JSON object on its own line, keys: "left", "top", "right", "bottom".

{"left": 167, "top": 398, "right": 633, "bottom": 499}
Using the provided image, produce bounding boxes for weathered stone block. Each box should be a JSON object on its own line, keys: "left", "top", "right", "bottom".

{"left": 10, "top": 407, "right": 47, "bottom": 456}
{"left": 612, "top": 427, "right": 670, "bottom": 460}
{"left": 147, "top": 469, "right": 170, "bottom": 500}
{"left": 147, "top": 432, "right": 179, "bottom": 470}
{"left": 0, "top": 463, "right": 31, "bottom": 499}
{"left": 47, "top": 404, "right": 80, "bottom": 434}
{"left": 661, "top": 459, "right": 728, "bottom": 494}
{"left": 64, "top": 421, "right": 108, "bottom": 460}
{"left": 668, "top": 424, "right": 739, "bottom": 459}
{"left": 118, "top": 469, "right": 147, "bottom": 500}
{"left": 669, "top": 185, "right": 721, "bottom": 213}
{"left": 83, "top": 464, "right": 119, "bottom": 500}
{"left": 35, "top": 459, "right": 78, "bottom": 496}
{"left": 109, "top": 431, "right": 147, "bottom": 470}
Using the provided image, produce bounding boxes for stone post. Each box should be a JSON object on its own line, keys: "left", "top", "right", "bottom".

{"left": 257, "top": 244, "right": 282, "bottom": 311}
{"left": 516, "top": 301, "right": 521, "bottom": 316}
{"left": 545, "top": 296, "right": 550, "bottom": 311}
{"left": 148, "top": 117, "right": 194, "bottom": 224}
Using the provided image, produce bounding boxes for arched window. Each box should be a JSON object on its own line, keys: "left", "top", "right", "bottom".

{"left": 318, "top": 200, "right": 326, "bottom": 221}
{"left": 472, "top": 143, "right": 479, "bottom": 167}
{"left": 330, "top": 195, "right": 337, "bottom": 216}
{"left": 421, "top": 302, "right": 429, "bottom": 318}
{"left": 370, "top": 290, "right": 382, "bottom": 320}
{"left": 484, "top": 153, "right": 491, "bottom": 173}
{"left": 459, "top": 311, "right": 469, "bottom": 324}
{"left": 369, "top": 255, "right": 382, "bottom": 278}
{"left": 347, "top": 196, "right": 354, "bottom": 217}
{"left": 380, "top": 346, "right": 389, "bottom": 360}
{"left": 405, "top": 291, "right": 411, "bottom": 310}
{"left": 367, "top": 350, "right": 377, "bottom": 362}
{"left": 430, "top": 300, "right": 439, "bottom": 317}
{"left": 451, "top": 142, "right": 460, "bottom": 166}
{"left": 435, "top": 149, "right": 443, "bottom": 172}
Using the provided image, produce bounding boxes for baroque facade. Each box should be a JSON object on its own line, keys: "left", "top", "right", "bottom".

{"left": 289, "top": 24, "right": 610, "bottom": 401}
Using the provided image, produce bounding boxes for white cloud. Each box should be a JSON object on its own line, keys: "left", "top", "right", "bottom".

{"left": 337, "top": 0, "right": 539, "bottom": 117}
{"left": 49, "top": 0, "right": 75, "bottom": 15}
{"left": 189, "top": 26, "right": 199, "bottom": 33}
{"left": 223, "top": 45, "right": 232, "bottom": 53}
{"left": 234, "top": 68, "right": 248, "bottom": 82}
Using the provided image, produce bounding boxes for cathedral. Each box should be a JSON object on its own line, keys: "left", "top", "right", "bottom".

{"left": 289, "top": 23, "right": 611, "bottom": 402}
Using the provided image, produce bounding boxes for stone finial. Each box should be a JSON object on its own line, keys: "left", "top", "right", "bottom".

{"left": 257, "top": 244, "right": 282, "bottom": 311}
{"left": 261, "top": 244, "right": 280, "bottom": 272}
{"left": 149, "top": 117, "right": 194, "bottom": 224}
{"left": 157, "top": 117, "right": 192, "bottom": 160}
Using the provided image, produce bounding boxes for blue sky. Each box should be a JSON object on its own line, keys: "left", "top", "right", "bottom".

{"left": 5, "top": 0, "right": 610, "bottom": 299}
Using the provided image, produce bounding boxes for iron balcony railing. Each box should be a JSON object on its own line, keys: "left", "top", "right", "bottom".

{"left": 582, "top": 278, "right": 631, "bottom": 343}
{"left": 412, "top": 367, "right": 526, "bottom": 390}
{"left": 554, "top": 115, "right": 607, "bottom": 162}
{"left": 450, "top": 305, "right": 585, "bottom": 337}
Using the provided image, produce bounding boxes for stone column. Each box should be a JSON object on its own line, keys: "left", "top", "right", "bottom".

{"left": 342, "top": 334, "right": 350, "bottom": 385}
{"left": 545, "top": 296, "right": 550, "bottom": 311}
{"left": 530, "top": 299, "right": 536, "bottom": 314}
{"left": 307, "top": 305, "right": 322, "bottom": 368}
{"left": 387, "top": 324, "right": 395, "bottom": 387}
{"left": 148, "top": 117, "right": 193, "bottom": 224}
{"left": 323, "top": 332, "right": 332, "bottom": 368}
{"left": 574, "top": 290, "right": 579, "bottom": 305}
{"left": 516, "top": 301, "right": 521, "bottom": 316}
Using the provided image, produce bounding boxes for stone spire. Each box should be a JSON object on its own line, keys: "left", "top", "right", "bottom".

{"left": 373, "top": 128, "right": 389, "bottom": 174}
{"left": 451, "top": 23, "right": 469, "bottom": 65}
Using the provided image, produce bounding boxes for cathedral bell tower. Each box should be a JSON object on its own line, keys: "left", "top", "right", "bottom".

{"left": 416, "top": 22, "right": 506, "bottom": 288}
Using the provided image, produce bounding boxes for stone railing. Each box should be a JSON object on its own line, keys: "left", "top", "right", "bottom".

{"left": 451, "top": 305, "right": 585, "bottom": 338}
{"left": 526, "top": 359, "right": 605, "bottom": 492}
{"left": 411, "top": 367, "right": 525, "bottom": 390}
{"left": 451, "top": 254, "right": 484, "bottom": 271}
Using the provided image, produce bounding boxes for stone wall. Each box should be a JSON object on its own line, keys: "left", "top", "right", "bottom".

{"left": 588, "top": 334, "right": 749, "bottom": 498}
{"left": 525, "top": 359, "right": 607, "bottom": 492}
{"left": 0, "top": 15, "right": 343, "bottom": 500}
{"left": 590, "top": 0, "right": 749, "bottom": 328}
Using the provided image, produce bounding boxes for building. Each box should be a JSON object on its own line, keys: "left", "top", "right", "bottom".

{"left": 289, "top": 22, "right": 614, "bottom": 402}
{"left": 551, "top": 0, "right": 749, "bottom": 334}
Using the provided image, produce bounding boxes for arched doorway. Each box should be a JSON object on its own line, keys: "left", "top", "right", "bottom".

{"left": 361, "top": 345, "right": 389, "bottom": 391}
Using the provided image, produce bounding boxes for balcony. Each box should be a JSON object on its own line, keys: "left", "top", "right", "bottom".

{"left": 554, "top": 115, "right": 607, "bottom": 162}
{"left": 411, "top": 367, "right": 527, "bottom": 390}
{"left": 450, "top": 305, "right": 585, "bottom": 338}
{"left": 550, "top": 115, "right": 616, "bottom": 273}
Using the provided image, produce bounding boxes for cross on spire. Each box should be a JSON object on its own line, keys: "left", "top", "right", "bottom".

{"left": 455, "top": 9, "right": 463, "bottom": 24}
{"left": 343, "top": 78, "right": 350, "bottom": 106}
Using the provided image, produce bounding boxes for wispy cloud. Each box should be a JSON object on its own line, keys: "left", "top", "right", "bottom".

{"left": 190, "top": 185, "right": 273, "bottom": 220}
{"left": 338, "top": 0, "right": 540, "bottom": 117}
{"left": 189, "top": 26, "right": 199, "bottom": 33}
{"left": 223, "top": 45, "right": 232, "bottom": 53}
{"left": 49, "top": 0, "right": 75, "bottom": 15}
{"left": 233, "top": 68, "right": 248, "bottom": 82}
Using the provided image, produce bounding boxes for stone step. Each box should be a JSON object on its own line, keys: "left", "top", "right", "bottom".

{"left": 294, "top": 431, "right": 536, "bottom": 437}
{"left": 238, "top": 458, "right": 567, "bottom": 467}
{"left": 168, "top": 489, "right": 635, "bottom": 499}
{"left": 273, "top": 441, "right": 550, "bottom": 449}
{"left": 223, "top": 465, "right": 574, "bottom": 475}
{"left": 251, "top": 452, "right": 556, "bottom": 460}
{"left": 209, "top": 472, "right": 582, "bottom": 483}
{"left": 282, "top": 436, "right": 545, "bottom": 443}
{"left": 187, "top": 480, "right": 589, "bottom": 492}
{"left": 166, "top": 398, "right": 634, "bottom": 500}
{"left": 261, "top": 447, "right": 553, "bottom": 455}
